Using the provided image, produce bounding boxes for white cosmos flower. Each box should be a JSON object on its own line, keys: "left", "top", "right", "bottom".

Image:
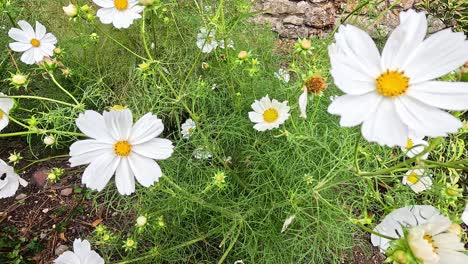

{"left": 461, "top": 204, "right": 468, "bottom": 225}
{"left": 402, "top": 169, "right": 432, "bottom": 193}
{"left": 371, "top": 205, "right": 440, "bottom": 251}
{"left": 196, "top": 27, "right": 218, "bottom": 53}
{"left": 8, "top": 21, "right": 57, "bottom": 65}
{"left": 0, "top": 93, "right": 14, "bottom": 132}
{"left": 401, "top": 130, "right": 429, "bottom": 159}
{"left": 193, "top": 147, "right": 212, "bottom": 160}
{"left": 248, "top": 95, "right": 290, "bottom": 131}
{"left": 69, "top": 109, "right": 174, "bottom": 195}
{"left": 298, "top": 86, "right": 308, "bottom": 119}
{"left": 54, "top": 238, "right": 104, "bottom": 264}
{"left": 0, "top": 159, "right": 27, "bottom": 199}
{"left": 327, "top": 9, "right": 468, "bottom": 147}
{"left": 408, "top": 214, "right": 468, "bottom": 264}
{"left": 93, "top": 0, "right": 144, "bottom": 29}
{"left": 274, "top": 68, "right": 290, "bottom": 84}
{"left": 218, "top": 39, "right": 234, "bottom": 49}
{"left": 181, "top": 118, "right": 196, "bottom": 139}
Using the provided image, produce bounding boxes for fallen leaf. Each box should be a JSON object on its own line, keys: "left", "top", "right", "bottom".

{"left": 91, "top": 218, "right": 103, "bottom": 227}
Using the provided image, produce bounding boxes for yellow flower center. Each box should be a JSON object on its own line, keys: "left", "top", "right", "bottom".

{"left": 30, "top": 38, "right": 41, "bottom": 47}
{"left": 406, "top": 138, "right": 414, "bottom": 150}
{"left": 263, "top": 108, "right": 279, "bottom": 123}
{"left": 0, "top": 110, "right": 3, "bottom": 120}
{"left": 376, "top": 70, "right": 409, "bottom": 97}
{"left": 423, "top": 234, "right": 437, "bottom": 252}
{"left": 114, "top": 0, "right": 128, "bottom": 10}
{"left": 114, "top": 141, "right": 132, "bottom": 156}
{"left": 407, "top": 172, "right": 420, "bottom": 184}
{"left": 111, "top": 105, "right": 126, "bottom": 111}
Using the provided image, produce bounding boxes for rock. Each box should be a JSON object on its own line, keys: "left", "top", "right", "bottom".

{"left": 278, "top": 25, "right": 310, "bottom": 38}
{"left": 427, "top": 15, "right": 446, "bottom": 33}
{"left": 283, "top": 15, "right": 304, "bottom": 25}
{"left": 60, "top": 188, "right": 73, "bottom": 196}
{"left": 15, "top": 193, "right": 27, "bottom": 200}
{"left": 32, "top": 168, "right": 49, "bottom": 187}
{"left": 304, "top": 3, "right": 336, "bottom": 28}
{"left": 55, "top": 244, "right": 69, "bottom": 256}
{"left": 262, "top": 0, "right": 306, "bottom": 15}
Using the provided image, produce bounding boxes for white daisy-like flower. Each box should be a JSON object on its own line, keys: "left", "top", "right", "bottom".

{"left": 401, "top": 130, "right": 429, "bottom": 159}
{"left": 0, "top": 93, "right": 14, "bottom": 132}
{"left": 181, "top": 118, "right": 196, "bottom": 139}
{"left": 8, "top": 21, "right": 57, "bottom": 65}
{"left": 371, "top": 205, "right": 440, "bottom": 251}
{"left": 69, "top": 108, "right": 174, "bottom": 195}
{"left": 408, "top": 214, "right": 468, "bottom": 264}
{"left": 0, "top": 158, "right": 28, "bottom": 199}
{"left": 93, "top": 0, "right": 144, "bottom": 29}
{"left": 218, "top": 39, "right": 234, "bottom": 49}
{"left": 248, "top": 95, "right": 290, "bottom": 131}
{"left": 193, "top": 147, "right": 212, "bottom": 160}
{"left": 274, "top": 68, "right": 290, "bottom": 84}
{"left": 196, "top": 27, "right": 218, "bottom": 53}
{"left": 461, "top": 204, "right": 468, "bottom": 225}
{"left": 298, "top": 86, "right": 308, "bottom": 119}
{"left": 402, "top": 169, "right": 432, "bottom": 193}
{"left": 54, "top": 238, "right": 104, "bottom": 264}
{"left": 327, "top": 9, "right": 468, "bottom": 147}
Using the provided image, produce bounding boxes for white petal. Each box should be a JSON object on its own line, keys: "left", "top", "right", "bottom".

{"left": 33, "top": 48, "right": 46, "bottom": 63}
{"left": 8, "top": 28, "right": 30, "bottom": 43}
{"left": 462, "top": 204, "right": 468, "bottom": 226}
{"left": 103, "top": 109, "right": 133, "bottom": 140}
{"left": 0, "top": 117, "right": 8, "bottom": 132}
{"left": 17, "top": 20, "right": 35, "bottom": 38}
{"left": 0, "top": 95, "right": 14, "bottom": 112}
{"left": 128, "top": 154, "right": 162, "bottom": 187}
{"left": 69, "top": 139, "right": 113, "bottom": 167}
{"left": 437, "top": 250, "right": 468, "bottom": 264}
{"left": 132, "top": 138, "right": 174, "bottom": 160}
{"left": 281, "top": 215, "right": 296, "bottom": 233}
{"left": 35, "top": 21, "right": 46, "bottom": 39}
{"left": 76, "top": 110, "right": 114, "bottom": 143}
{"left": 371, "top": 205, "right": 440, "bottom": 251}
{"left": 129, "top": 113, "right": 164, "bottom": 145}
{"left": 73, "top": 239, "right": 91, "bottom": 259}
{"left": 0, "top": 175, "right": 19, "bottom": 199}
{"left": 248, "top": 111, "right": 263, "bottom": 123}
{"left": 9, "top": 42, "right": 32, "bottom": 52}
{"left": 20, "top": 49, "right": 35, "bottom": 65}
{"left": 298, "top": 89, "right": 308, "bottom": 119}
{"left": 333, "top": 25, "right": 381, "bottom": 77}
{"left": 403, "top": 29, "right": 468, "bottom": 83}
{"left": 82, "top": 154, "right": 119, "bottom": 192}
{"left": 42, "top": 33, "right": 57, "bottom": 45}
{"left": 395, "top": 96, "right": 462, "bottom": 138}
{"left": 361, "top": 99, "right": 408, "bottom": 147}
{"left": 115, "top": 158, "right": 135, "bottom": 195}
{"left": 381, "top": 10, "right": 427, "bottom": 70}
{"left": 96, "top": 7, "right": 115, "bottom": 24}
{"left": 53, "top": 251, "right": 81, "bottom": 264}
{"left": 93, "top": 0, "right": 114, "bottom": 8}
{"left": 407, "top": 81, "right": 468, "bottom": 111}
{"left": 328, "top": 92, "right": 382, "bottom": 127}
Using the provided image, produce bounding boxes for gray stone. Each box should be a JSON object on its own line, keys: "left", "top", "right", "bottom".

{"left": 262, "top": 0, "right": 306, "bottom": 15}
{"left": 55, "top": 244, "right": 69, "bottom": 256}
{"left": 283, "top": 15, "right": 304, "bottom": 25}
{"left": 304, "top": 3, "right": 336, "bottom": 28}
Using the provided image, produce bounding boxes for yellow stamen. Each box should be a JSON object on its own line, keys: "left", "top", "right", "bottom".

{"left": 376, "top": 70, "right": 409, "bottom": 97}
{"left": 111, "top": 105, "right": 126, "bottom": 111}
{"left": 114, "top": 0, "right": 128, "bottom": 10}
{"left": 406, "top": 138, "right": 414, "bottom": 150}
{"left": 407, "top": 172, "right": 420, "bottom": 184}
{"left": 0, "top": 110, "right": 3, "bottom": 120}
{"left": 114, "top": 141, "right": 132, "bottom": 156}
{"left": 263, "top": 108, "right": 279, "bottom": 123}
{"left": 30, "top": 38, "right": 40, "bottom": 47}
{"left": 423, "top": 234, "right": 437, "bottom": 252}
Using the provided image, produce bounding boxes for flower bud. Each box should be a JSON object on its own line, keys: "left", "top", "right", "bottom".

{"left": 80, "top": 4, "right": 91, "bottom": 12}
{"left": 201, "top": 62, "right": 209, "bottom": 70}
{"left": 138, "top": 63, "right": 150, "bottom": 71}
{"left": 63, "top": 3, "right": 78, "bottom": 17}
{"left": 8, "top": 152, "right": 22, "bottom": 164}
{"left": 44, "top": 135, "right": 55, "bottom": 146}
{"left": 300, "top": 39, "right": 312, "bottom": 50}
{"left": 391, "top": 250, "right": 408, "bottom": 264}
{"left": 136, "top": 215, "right": 147, "bottom": 227}
{"left": 11, "top": 74, "right": 27, "bottom": 86}
{"left": 54, "top": 47, "right": 62, "bottom": 55}
{"left": 47, "top": 173, "right": 57, "bottom": 181}
{"left": 238, "top": 50, "right": 248, "bottom": 60}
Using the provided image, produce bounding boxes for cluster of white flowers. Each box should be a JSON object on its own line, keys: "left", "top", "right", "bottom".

{"left": 196, "top": 27, "right": 234, "bottom": 53}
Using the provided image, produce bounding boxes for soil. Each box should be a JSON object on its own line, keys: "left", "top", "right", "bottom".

{"left": 0, "top": 139, "right": 112, "bottom": 264}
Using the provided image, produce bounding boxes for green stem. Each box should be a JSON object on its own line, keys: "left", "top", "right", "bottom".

{"left": 353, "top": 134, "right": 361, "bottom": 174}
{"left": 309, "top": 95, "right": 322, "bottom": 125}
{"left": 5, "top": 113, "right": 29, "bottom": 129}
{"left": 423, "top": 160, "right": 467, "bottom": 170}
{"left": 94, "top": 25, "right": 148, "bottom": 61}
{"left": 0, "top": 95, "right": 76, "bottom": 107}
{"left": 141, "top": 9, "right": 154, "bottom": 61}
{"left": 217, "top": 222, "right": 241, "bottom": 264}
{"left": 356, "top": 222, "right": 397, "bottom": 241}
{"left": 48, "top": 73, "right": 80, "bottom": 105}
{"left": 18, "top": 154, "right": 70, "bottom": 172}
